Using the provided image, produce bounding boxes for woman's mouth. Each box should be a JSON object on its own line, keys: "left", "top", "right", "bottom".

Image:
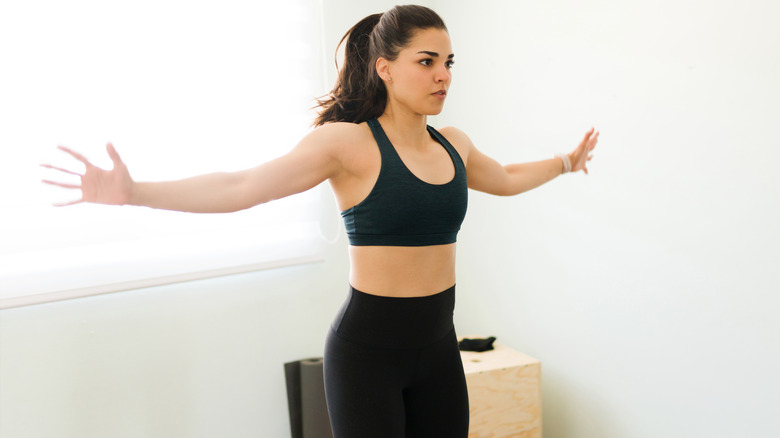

{"left": 432, "top": 89, "right": 447, "bottom": 100}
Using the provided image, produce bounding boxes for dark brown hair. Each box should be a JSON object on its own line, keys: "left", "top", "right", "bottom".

{"left": 313, "top": 5, "right": 447, "bottom": 126}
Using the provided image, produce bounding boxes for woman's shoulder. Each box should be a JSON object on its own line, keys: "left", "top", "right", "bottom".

{"left": 313, "top": 120, "right": 370, "bottom": 137}
{"left": 304, "top": 121, "right": 373, "bottom": 149}
{"left": 311, "top": 121, "right": 379, "bottom": 185}
{"left": 435, "top": 125, "right": 475, "bottom": 159}
{"left": 436, "top": 125, "right": 471, "bottom": 143}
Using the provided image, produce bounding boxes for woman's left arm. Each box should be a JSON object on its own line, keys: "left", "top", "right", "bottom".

{"left": 444, "top": 127, "right": 599, "bottom": 196}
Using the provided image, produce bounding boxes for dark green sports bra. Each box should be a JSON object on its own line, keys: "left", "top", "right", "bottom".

{"left": 340, "top": 118, "right": 468, "bottom": 246}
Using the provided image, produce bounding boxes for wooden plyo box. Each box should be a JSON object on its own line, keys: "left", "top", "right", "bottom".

{"left": 460, "top": 339, "right": 542, "bottom": 438}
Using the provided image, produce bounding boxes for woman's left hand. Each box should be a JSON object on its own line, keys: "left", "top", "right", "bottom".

{"left": 570, "top": 128, "right": 599, "bottom": 174}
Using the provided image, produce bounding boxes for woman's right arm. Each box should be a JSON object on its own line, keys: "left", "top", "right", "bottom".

{"left": 43, "top": 123, "right": 351, "bottom": 213}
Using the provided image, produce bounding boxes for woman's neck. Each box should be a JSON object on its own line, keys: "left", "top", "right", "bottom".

{"left": 377, "top": 110, "right": 430, "bottom": 150}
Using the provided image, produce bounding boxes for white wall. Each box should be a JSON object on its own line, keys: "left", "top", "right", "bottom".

{"left": 0, "top": 259, "right": 347, "bottom": 438}
{"left": 435, "top": 1, "right": 780, "bottom": 437}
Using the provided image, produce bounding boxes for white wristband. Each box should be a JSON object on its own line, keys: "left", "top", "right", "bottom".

{"left": 555, "top": 153, "right": 572, "bottom": 174}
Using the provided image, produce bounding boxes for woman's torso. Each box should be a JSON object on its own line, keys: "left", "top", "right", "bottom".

{"left": 328, "top": 118, "right": 467, "bottom": 297}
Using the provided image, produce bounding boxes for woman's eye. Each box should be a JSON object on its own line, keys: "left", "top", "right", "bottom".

{"left": 419, "top": 59, "right": 432, "bottom": 66}
{"left": 445, "top": 60, "right": 455, "bottom": 69}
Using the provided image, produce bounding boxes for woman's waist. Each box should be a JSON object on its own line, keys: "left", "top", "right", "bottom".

{"left": 331, "top": 285, "right": 456, "bottom": 349}
{"left": 348, "top": 244, "right": 456, "bottom": 297}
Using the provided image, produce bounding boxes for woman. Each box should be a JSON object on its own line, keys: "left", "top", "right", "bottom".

{"left": 44, "top": 5, "right": 597, "bottom": 437}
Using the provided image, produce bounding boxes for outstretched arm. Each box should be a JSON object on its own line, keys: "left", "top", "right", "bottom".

{"left": 445, "top": 127, "right": 599, "bottom": 196}
{"left": 42, "top": 124, "right": 346, "bottom": 213}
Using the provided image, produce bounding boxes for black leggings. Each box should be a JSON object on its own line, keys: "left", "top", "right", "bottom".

{"left": 323, "top": 285, "right": 469, "bottom": 438}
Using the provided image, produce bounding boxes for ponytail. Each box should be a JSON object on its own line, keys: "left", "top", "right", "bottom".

{"left": 313, "top": 5, "right": 447, "bottom": 127}
{"left": 314, "top": 13, "right": 384, "bottom": 126}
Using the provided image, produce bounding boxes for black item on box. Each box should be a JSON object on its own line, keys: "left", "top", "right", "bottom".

{"left": 458, "top": 336, "right": 496, "bottom": 352}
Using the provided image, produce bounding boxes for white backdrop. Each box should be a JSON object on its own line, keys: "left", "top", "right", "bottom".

{"left": 436, "top": 1, "right": 780, "bottom": 436}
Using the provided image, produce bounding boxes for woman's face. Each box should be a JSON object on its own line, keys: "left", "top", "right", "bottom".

{"left": 379, "top": 28, "right": 454, "bottom": 116}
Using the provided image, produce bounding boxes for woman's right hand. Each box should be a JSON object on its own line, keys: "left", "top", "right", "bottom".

{"left": 41, "top": 143, "right": 134, "bottom": 207}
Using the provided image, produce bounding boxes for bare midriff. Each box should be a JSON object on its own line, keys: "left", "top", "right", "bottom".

{"left": 348, "top": 243, "right": 457, "bottom": 297}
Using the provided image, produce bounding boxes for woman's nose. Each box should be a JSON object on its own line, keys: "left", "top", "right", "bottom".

{"left": 435, "top": 65, "right": 450, "bottom": 82}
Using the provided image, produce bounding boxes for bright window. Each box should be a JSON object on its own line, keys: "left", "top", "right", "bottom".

{"left": 0, "top": 0, "right": 328, "bottom": 308}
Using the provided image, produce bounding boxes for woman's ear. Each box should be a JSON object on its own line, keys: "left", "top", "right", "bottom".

{"left": 375, "top": 57, "right": 392, "bottom": 82}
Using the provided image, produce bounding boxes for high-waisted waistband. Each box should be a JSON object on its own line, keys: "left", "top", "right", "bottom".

{"left": 331, "top": 285, "right": 456, "bottom": 349}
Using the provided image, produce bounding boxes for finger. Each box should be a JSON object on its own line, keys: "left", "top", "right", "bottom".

{"left": 57, "top": 145, "right": 91, "bottom": 165}
{"left": 41, "top": 179, "right": 81, "bottom": 189}
{"left": 40, "top": 163, "right": 82, "bottom": 177}
{"left": 582, "top": 130, "right": 593, "bottom": 144}
{"left": 106, "top": 142, "right": 123, "bottom": 167}
{"left": 53, "top": 198, "right": 84, "bottom": 207}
